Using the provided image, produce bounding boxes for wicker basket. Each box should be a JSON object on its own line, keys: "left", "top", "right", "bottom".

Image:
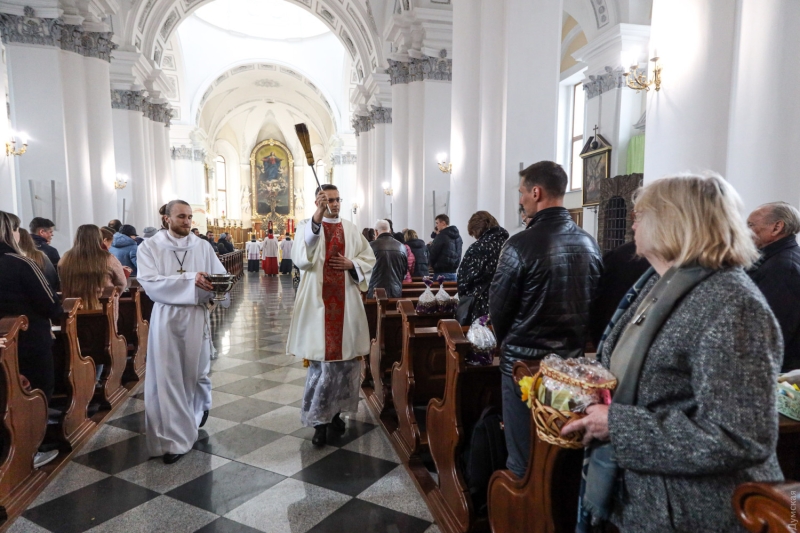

{"left": 530, "top": 367, "right": 617, "bottom": 449}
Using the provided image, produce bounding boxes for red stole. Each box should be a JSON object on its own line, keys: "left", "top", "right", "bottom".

{"left": 322, "top": 222, "right": 346, "bottom": 361}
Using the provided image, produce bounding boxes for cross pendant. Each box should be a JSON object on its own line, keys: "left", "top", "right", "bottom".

{"left": 177, "top": 268, "right": 186, "bottom": 274}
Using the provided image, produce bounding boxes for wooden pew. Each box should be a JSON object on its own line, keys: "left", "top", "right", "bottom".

{"left": 392, "top": 300, "right": 453, "bottom": 459}
{"left": 777, "top": 416, "right": 800, "bottom": 481}
{"left": 367, "top": 289, "right": 417, "bottom": 416}
{"left": 117, "top": 285, "right": 148, "bottom": 382}
{"left": 76, "top": 287, "right": 128, "bottom": 409}
{"left": 49, "top": 298, "right": 96, "bottom": 449}
{"left": 362, "top": 295, "right": 378, "bottom": 388}
{"left": 427, "top": 320, "right": 502, "bottom": 533}
{"left": 129, "top": 279, "right": 154, "bottom": 324}
{"left": 0, "top": 316, "right": 48, "bottom": 520}
{"left": 734, "top": 481, "right": 800, "bottom": 533}
{"left": 487, "top": 360, "right": 584, "bottom": 533}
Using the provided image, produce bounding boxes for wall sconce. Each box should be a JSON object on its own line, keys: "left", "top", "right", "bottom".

{"left": 382, "top": 182, "right": 393, "bottom": 196}
{"left": 437, "top": 152, "right": 452, "bottom": 174}
{"left": 6, "top": 132, "right": 27, "bottom": 157}
{"left": 352, "top": 202, "right": 359, "bottom": 215}
{"left": 114, "top": 173, "right": 128, "bottom": 190}
{"left": 624, "top": 55, "right": 662, "bottom": 92}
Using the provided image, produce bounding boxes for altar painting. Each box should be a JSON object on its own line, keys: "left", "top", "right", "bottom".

{"left": 250, "top": 139, "right": 294, "bottom": 229}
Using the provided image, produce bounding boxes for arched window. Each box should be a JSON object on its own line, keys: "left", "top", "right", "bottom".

{"left": 603, "top": 196, "right": 627, "bottom": 251}
{"left": 215, "top": 156, "right": 227, "bottom": 217}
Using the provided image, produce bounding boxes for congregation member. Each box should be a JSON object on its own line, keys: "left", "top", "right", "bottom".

{"left": 747, "top": 201, "right": 800, "bottom": 372}
{"left": 29, "top": 217, "right": 60, "bottom": 269}
{"left": 221, "top": 233, "right": 236, "bottom": 253}
{"left": 384, "top": 218, "right": 404, "bottom": 243}
{"left": 59, "top": 225, "right": 127, "bottom": 323}
{"left": 191, "top": 228, "right": 200, "bottom": 236}
{"left": 142, "top": 226, "right": 158, "bottom": 241}
{"left": 245, "top": 235, "right": 261, "bottom": 272}
{"left": 100, "top": 226, "right": 115, "bottom": 250}
{"left": 588, "top": 240, "right": 650, "bottom": 347}
{"left": 17, "top": 228, "right": 58, "bottom": 291}
{"left": 402, "top": 240, "right": 415, "bottom": 283}
{"left": 110, "top": 224, "right": 139, "bottom": 276}
{"left": 261, "top": 230, "right": 279, "bottom": 276}
{"left": 563, "top": 174, "right": 784, "bottom": 533}
{"left": 404, "top": 229, "right": 429, "bottom": 277}
{"left": 287, "top": 184, "right": 375, "bottom": 446}
{"left": 456, "top": 211, "right": 508, "bottom": 325}
{"left": 137, "top": 200, "right": 227, "bottom": 464}
{"left": 107, "top": 219, "right": 122, "bottom": 233}
{"left": 0, "top": 212, "right": 62, "bottom": 469}
{"left": 367, "top": 219, "right": 407, "bottom": 298}
{"left": 428, "top": 214, "right": 462, "bottom": 281}
{"left": 361, "top": 227, "right": 375, "bottom": 243}
{"left": 205, "top": 231, "right": 219, "bottom": 253}
{"left": 489, "top": 160, "right": 602, "bottom": 478}
{"left": 279, "top": 232, "right": 294, "bottom": 274}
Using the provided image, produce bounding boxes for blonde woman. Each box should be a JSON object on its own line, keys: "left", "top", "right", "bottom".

{"left": 563, "top": 174, "right": 784, "bottom": 532}
{"left": 18, "top": 228, "right": 58, "bottom": 290}
{"left": 59, "top": 225, "right": 127, "bottom": 323}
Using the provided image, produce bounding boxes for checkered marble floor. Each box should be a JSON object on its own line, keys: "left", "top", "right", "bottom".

{"left": 11, "top": 273, "right": 441, "bottom": 533}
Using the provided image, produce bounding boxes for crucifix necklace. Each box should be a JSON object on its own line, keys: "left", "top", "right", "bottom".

{"left": 173, "top": 251, "right": 188, "bottom": 274}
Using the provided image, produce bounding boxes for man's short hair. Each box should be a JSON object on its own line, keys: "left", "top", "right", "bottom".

{"left": 519, "top": 161, "right": 568, "bottom": 198}
{"left": 375, "top": 220, "right": 390, "bottom": 234}
{"left": 761, "top": 202, "right": 800, "bottom": 236}
{"left": 29, "top": 217, "right": 55, "bottom": 234}
{"left": 315, "top": 184, "right": 338, "bottom": 195}
{"left": 108, "top": 219, "right": 122, "bottom": 232}
{"left": 435, "top": 214, "right": 450, "bottom": 226}
{"left": 191, "top": 228, "right": 199, "bottom": 234}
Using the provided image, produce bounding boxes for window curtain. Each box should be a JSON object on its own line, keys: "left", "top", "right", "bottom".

{"left": 626, "top": 134, "right": 645, "bottom": 174}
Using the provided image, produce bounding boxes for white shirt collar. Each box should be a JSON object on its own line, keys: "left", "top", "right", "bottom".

{"left": 322, "top": 216, "right": 341, "bottom": 223}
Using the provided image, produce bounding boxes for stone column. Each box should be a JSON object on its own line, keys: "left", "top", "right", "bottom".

{"left": 170, "top": 144, "right": 194, "bottom": 208}
{"left": 370, "top": 108, "right": 392, "bottom": 223}
{"left": 150, "top": 111, "right": 172, "bottom": 205}
{"left": 354, "top": 121, "right": 370, "bottom": 226}
{"left": 407, "top": 80, "right": 424, "bottom": 232}
{"left": 389, "top": 66, "right": 410, "bottom": 229}
{"left": 111, "top": 90, "right": 149, "bottom": 230}
{"left": 84, "top": 55, "right": 117, "bottom": 226}
{"left": 0, "top": 42, "right": 17, "bottom": 214}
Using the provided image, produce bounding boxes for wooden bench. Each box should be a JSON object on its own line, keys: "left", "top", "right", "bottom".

{"left": 49, "top": 298, "right": 96, "bottom": 450}
{"left": 392, "top": 300, "right": 453, "bottom": 459}
{"left": 129, "top": 279, "right": 154, "bottom": 323}
{"left": 427, "top": 320, "right": 502, "bottom": 533}
{"left": 487, "top": 360, "right": 584, "bottom": 533}
{"left": 362, "top": 295, "right": 378, "bottom": 387}
{"left": 118, "top": 285, "right": 148, "bottom": 382}
{"left": 734, "top": 481, "right": 800, "bottom": 533}
{"left": 76, "top": 287, "right": 128, "bottom": 409}
{"left": 0, "top": 316, "right": 48, "bottom": 521}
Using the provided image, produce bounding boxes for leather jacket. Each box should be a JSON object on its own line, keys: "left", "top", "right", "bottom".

{"left": 489, "top": 207, "right": 602, "bottom": 376}
{"left": 367, "top": 233, "right": 408, "bottom": 298}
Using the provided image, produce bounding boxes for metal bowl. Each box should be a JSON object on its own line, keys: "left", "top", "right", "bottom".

{"left": 207, "top": 273, "right": 235, "bottom": 301}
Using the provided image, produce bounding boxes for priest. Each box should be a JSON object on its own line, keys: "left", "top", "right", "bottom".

{"left": 287, "top": 185, "right": 375, "bottom": 446}
{"left": 137, "top": 200, "right": 228, "bottom": 464}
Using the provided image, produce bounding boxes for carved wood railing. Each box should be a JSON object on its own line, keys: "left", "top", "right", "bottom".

{"left": 734, "top": 481, "right": 800, "bottom": 533}
{"left": 118, "top": 286, "right": 148, "bottom": 382}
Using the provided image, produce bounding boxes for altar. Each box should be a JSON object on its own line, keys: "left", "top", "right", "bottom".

{"left": 250, "top": 138, "right": 295, "bottom": 235}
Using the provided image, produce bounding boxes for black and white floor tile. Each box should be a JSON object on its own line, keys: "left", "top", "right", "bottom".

{"left": 10, "top": 274, "right": 441, "bottom": 533}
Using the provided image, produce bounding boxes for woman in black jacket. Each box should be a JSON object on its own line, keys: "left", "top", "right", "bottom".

{"left": 0, "top": 211, "right": 62, "bottom": 400}
{"left": 457, "top": 211, "right": 509, "bottom": 324}
{"left": 403, "top": 229, "right": 429, "bottom": 277}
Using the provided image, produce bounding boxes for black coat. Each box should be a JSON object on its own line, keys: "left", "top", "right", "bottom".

{"left": 748, "top": 234, "right": 800, "bottom": 372}
{"left": 0, "top": 242, "right": 62, "bottom": 398}
{"left": 367, "top": 233, "right": 408, "bottom": 298}
{"left": 489, "top": 207, "right": 602, "bottom": 376}
{"left": 32, "top": 234, "right": 60, "bottom": 290}
{"left": 406, "top": 238, "right": 429, "bottom": 277}
{"left": 219, "top": 239, "right": 235, "bottom": 254}
{"left": 588, "top": 241, "right": 651, "bottom": 347}
{"left": 429, "top": 225, "right": 463, "bottom": 274}
{"left": 457, "top": 226, "right": 509, "bottom": 324}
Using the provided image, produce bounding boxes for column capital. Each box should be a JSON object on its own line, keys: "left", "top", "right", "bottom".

{"left": 171, "top": 145, "right": 193, "bottom": 160}
{"left": 387, "top": 51, "right": 451, "bottom": 85}
{"left": 351, "top": 114, "right": 373, "bottom": 136}
{"left": 111, "top": 89, "right": 146, "bottom": 112}
{"left": 583, "top": 66, "right": 625, "bottom": 99}
{"left": 145, "top": 99, "right": 173, "bottom": 127}
{"left": 370, "top": 105, "right": 392, "bottom": 125}
{"left": 330, "top": 152, "right": 357, "bottom": 166}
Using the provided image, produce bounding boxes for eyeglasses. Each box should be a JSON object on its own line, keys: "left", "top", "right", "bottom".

{"left": 327, "top": 198, "right": 343, "bottom": 204}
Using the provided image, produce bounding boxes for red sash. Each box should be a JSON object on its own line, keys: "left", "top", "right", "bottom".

{"left": 322, "top": 222, "right": 346, "bottom": 361}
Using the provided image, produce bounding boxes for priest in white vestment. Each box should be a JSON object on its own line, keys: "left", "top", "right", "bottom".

{"left": 286, "top": 184, "right": 375, "bottom": 446}
{"left": 137, "top": 200, "right": 228, "bottom": 464}
{"left": 245, "top": 237, "right": 261, "bottom": 272}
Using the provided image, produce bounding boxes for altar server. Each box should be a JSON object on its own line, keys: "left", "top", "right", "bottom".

{"left": 261, "top": 231, "right": 279, "bottom": 276}
{"left": 287, "top": 184, "right": 375, "bottom": 446}
{"left": 245, "top": 236, "right": 261, "bottom": 272}
{"left": 137, "top": 200, "right": 228, "bottom": 464}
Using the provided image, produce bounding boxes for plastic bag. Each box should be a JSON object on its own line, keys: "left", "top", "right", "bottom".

{"left": 465, "top": 315, "right": 496, "bottom": 366}
{"left": 435, "top": 277, "right": 456, "bottom": 314}
{"left": 534, "top": 354, "right": 617, "bottom": 413}
{"left": 416, "top": 277, "right": 438, "bottom": 314}
{"left": 541, "top": 354, "right": 616, "bottom": 387}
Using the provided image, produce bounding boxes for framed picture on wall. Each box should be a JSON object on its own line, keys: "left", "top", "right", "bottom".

{"left": 580, "top": 134, "right": 612, "bottom": 207}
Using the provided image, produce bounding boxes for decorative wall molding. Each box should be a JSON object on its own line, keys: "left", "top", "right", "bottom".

{"left": 330, "top": 152, "right": 357, "bottom": 165}
{"left": 171, "top": 145, "right": 193, "bottom": 160}
{"left": 193, "top": 149, "right": 205, "bottom": 161}
{"left": 590, "top": 0, "right": 610, "bottom": 30}
{"left": 387, "top": 50, "right": 452, "bottom": 85}
{"left": 111, "top": 90, "right": 146, "bottom": 112}
{"left": 583, "top": 66, "right": 625, "bottom": 99}
{"left": 0, "top": 8, "right": 117, "bottom": 62}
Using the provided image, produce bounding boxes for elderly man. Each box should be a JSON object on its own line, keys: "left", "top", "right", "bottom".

{"left": 748, "top": 201, "right": 800, "bottom": 372}
{"left": 367, "top": 219, "right": 407, "bottom": 298}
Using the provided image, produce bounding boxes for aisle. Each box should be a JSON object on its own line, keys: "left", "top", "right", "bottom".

{"left": 12, "top": 273, "right": 439, "bottom": 533}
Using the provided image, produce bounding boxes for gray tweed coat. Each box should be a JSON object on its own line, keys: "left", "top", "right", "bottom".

{"left": 601, "top": 267, "right": 784, "bottom": 533}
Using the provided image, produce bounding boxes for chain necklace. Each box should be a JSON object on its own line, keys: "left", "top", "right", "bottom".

{"left": 173, "top": 251, "right": 188, "bottom": 274}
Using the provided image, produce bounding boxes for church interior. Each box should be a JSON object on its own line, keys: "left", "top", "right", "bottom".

{"left": 0, "top": 0, "right": 799, "bottom": 532}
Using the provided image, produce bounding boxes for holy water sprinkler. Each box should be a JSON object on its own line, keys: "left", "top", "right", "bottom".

{"left": 294, "top": 123, "right": 331, "bottom": 216}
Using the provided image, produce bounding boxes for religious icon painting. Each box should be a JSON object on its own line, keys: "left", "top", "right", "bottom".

{"left": 580, "top": 133, "right": 612, "bottom": 207}
{"left": 250, "top": 139, "right": 295, "bottom": 231}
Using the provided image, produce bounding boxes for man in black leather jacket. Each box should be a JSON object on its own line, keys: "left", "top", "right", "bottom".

{"left": 428, "top": 214, "right": 462, "bottom": 280}
{"left": 367, "top": 220, "right": 408, "bottom": 298}
{"left": 489, "top": 161, "right": 602, "bottom": 478}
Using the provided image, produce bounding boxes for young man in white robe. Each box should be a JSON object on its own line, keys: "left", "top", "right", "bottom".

{"left": 286, "top": 184, "right": 375, "bottom": 446}
{"left": 245, "top": 236, "right": 261, "bottom": 273}
{"left": 137, "top": 200, "right": 228, "bottom": 464}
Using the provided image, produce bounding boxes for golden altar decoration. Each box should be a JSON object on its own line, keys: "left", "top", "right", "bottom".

{"left": 250, "top": 138, "right": 295, "bottom": 235}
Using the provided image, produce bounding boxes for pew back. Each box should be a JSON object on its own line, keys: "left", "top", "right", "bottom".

{"left": 734, "top": 481, "right": 800, "bottom": 533}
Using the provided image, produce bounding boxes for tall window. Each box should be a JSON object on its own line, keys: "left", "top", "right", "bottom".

{"left": 570, "top": 82, "right": 585, "bottom": 191}
{"left": 215, "top": 156, "right": 227, "bottom": 218}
